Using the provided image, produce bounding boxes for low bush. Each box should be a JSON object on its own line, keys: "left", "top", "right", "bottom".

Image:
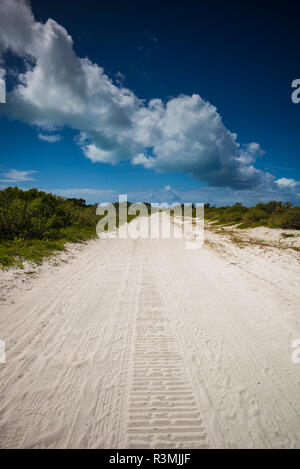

{"left": 0, "top": 187, "right": 143, "bottom": 267}
{"left": 203, "top": 201, "right": 300, "bottom": 230}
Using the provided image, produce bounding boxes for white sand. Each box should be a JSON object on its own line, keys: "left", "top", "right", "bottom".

{"left": 0, "top": 213, "right": 299, "bottom": 448}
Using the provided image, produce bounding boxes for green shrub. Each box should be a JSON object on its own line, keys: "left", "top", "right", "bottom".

{"left": 0, "top": 187, "right": 101, "bottom": 266}
{"left": 0, "top": 187, "right": 141, "bottom": 266}
{"left": 0, "top": 187, "right": 98, "bottom": 241}
{"left": 268, "top": 207, "right": 300, "bottom": 229}
{"left": 203, "top": 201, "right": 300, "bottom": 230}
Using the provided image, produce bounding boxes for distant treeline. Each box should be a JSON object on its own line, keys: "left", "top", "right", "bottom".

{"left": 202, "top": 201, "right": 300, "bottom": 229}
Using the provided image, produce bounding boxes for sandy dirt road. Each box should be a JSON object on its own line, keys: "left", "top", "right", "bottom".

{"left": 0, "top": 213, "right": 300, "bottom": 448}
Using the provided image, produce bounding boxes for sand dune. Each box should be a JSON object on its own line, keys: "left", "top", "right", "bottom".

{"left": 0, "top": 213, "right": 299, "bottom": 448}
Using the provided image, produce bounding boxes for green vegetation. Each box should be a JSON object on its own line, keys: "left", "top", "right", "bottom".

{"left": 0, "top": 187, "right": 100, "bottom": 267}
{"left": 1, "top": 187, "right": 298, "bottom": 267}
{"left": 201, "top": 201, "right": 300, "bottom": 230}
{"left": 0, "top": 187, "right": 144, "bottom": 267}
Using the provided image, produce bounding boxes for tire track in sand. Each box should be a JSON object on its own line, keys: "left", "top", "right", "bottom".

{"left": 126, "top": 258, "right": 210, "bottom": 449}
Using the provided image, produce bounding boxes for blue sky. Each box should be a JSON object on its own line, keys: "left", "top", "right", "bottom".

{"left": 0, "top": 0, "right": 300, "bottom": 205}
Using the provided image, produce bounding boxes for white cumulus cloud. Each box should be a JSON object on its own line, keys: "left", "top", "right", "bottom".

{"left": 0, "top": 0, "right": 299, "bottom": 197}
{"left": 275, "top": 177, "right": 299, "bottom": 189}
